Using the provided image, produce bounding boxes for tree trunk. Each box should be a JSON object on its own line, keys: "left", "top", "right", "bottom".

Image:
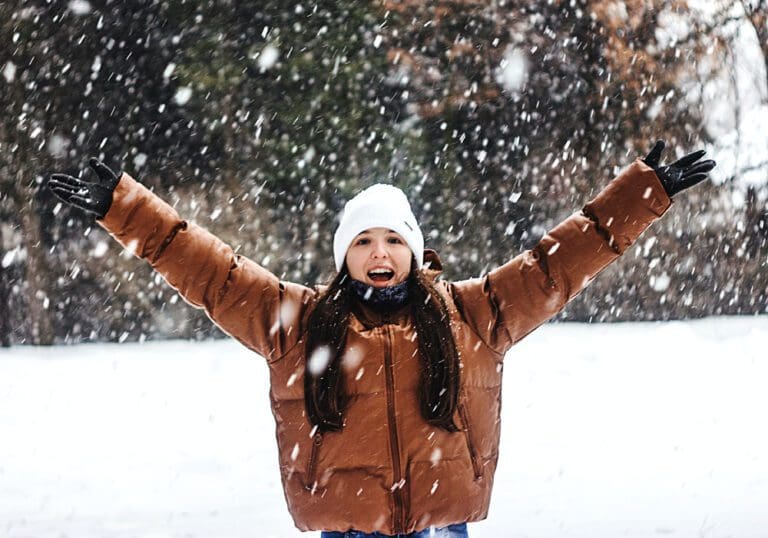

{"left": 18, "top": 168, "right": 55, "bottom": 345}
{"left": 1, "top": 6, "right": 56, "bottom": 346}
{"left": 0, "top": 225, "right": 11, "bottom": 347}
{"left": 743, "top": 1, "right": 768, "bottom": 101}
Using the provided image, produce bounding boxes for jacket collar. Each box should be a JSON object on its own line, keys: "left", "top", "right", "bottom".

{"left": 350, "top": 299, "right": 410, "bottom": 329}
{"left": 421, "top": 248, "right": 443, "bottom": 282}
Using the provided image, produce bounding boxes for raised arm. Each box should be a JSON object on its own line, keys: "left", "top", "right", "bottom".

{"left": 48, "top": 158, "right": 313, "bottom": 360}
{"left": 449, "top": 141, "right": 716, "bottom": 356}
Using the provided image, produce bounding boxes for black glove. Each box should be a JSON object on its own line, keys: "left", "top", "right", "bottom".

{"left": 642, "top": 140, "right": 716, "bottom": 197}
{"left": 48, "top": 158, "right": 121, "bottom": 219}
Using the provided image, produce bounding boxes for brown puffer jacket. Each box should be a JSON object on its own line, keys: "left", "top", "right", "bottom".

{"left": 97, "top": 159, "right": 671, "bottom": 534}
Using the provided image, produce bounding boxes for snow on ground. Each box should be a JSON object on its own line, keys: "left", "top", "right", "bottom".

{"left": 1, "top": 316, "right": 767, "bottom": 538}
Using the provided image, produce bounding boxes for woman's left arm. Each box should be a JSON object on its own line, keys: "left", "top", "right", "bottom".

{"left": 450, "top": 140, "right": 716, "bottom": 355}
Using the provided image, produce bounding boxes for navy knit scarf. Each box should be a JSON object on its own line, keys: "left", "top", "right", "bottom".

{"left": 349, "top": 278, "right": 410, "bottom": 312}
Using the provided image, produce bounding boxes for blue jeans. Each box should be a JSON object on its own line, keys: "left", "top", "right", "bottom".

{"left": 320, "top": 522, "right": 468, "bottom": 538}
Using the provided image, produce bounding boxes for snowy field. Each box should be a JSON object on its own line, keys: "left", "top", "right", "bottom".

{"left": 1, "top": 316, "right": 767, "bottom": 538}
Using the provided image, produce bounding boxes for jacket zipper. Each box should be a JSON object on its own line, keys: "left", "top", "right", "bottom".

{"left": 383, "top": 324, "right": 406, "bottom": 532}
{"left": 305, "top": 431, "right": 323, "bottom": 492}
{"left": 459, "top": 402, "right": 482, "bottom": 479}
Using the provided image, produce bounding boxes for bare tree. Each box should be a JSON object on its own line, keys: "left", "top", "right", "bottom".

{"left": 0, "top": 5, "right": 55, "bottom": 345}
{"left": 740, "top": 0, "right": 768, "bottom": 99}
{"left": 0, "top": 225, "right": 11, "bottom": 347}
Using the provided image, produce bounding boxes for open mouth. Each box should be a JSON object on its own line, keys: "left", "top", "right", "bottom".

{"left": 367, "top": 268, "right": 395, "bottom": 283}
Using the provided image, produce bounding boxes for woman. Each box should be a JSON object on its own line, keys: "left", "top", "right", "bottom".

{"left": 48, "top": 141, "right": 715, "bottom": 537}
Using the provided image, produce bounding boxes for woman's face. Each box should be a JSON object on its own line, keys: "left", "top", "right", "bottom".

{"left": 345, "top": 227, "right": 413, "bottom": 288}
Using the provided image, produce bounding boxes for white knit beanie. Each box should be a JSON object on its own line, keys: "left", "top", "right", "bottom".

{"left": 333, "top": 183, "right": 424, "bottom": 272}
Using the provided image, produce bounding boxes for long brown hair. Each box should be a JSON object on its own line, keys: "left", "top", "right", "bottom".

{"left": 304, "top": 258, "right": 460, "bottom": 433}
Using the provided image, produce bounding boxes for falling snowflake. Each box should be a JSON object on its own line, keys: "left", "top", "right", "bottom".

{"left": 68, "top": 0, "right": 92, "bottom": 15}
{"left": 174, "top": 87, "right": 193, "bottom": 106}
{"left": 430, "top": 447, "right": 442, "bottom": 466}
{"left": 650, "top": 272, "right": 671, "bottom": 293}
{"left": 307, "top": 346, "right": 332, "bottom": 376}
{"left": 3, "top": 62, "right": 16, "bottom": 83}
{"left": 496, "top": 47, "right": 528, "bottom": 94}
{"left": 258, "top": 44, "right": 280, "bottom": 71}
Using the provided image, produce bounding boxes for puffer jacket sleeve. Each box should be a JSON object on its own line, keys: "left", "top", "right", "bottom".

{"left": 96, "top": 172, "right": 313, "bottom": 360}
{"left": 449, "top": 159, "right": 672, "bottom": 356}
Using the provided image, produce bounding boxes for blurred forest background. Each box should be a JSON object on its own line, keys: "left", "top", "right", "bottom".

{"left": 1, "top": 0, "right": 766, "bottom": 346}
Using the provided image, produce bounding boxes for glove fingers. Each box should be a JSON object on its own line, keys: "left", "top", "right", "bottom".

{"left": 88, "top": 158, "right": 117, "bottom": 184}
{"left": 675, "top": 173, "right": 709, "bottom": 193}
{"left": 671, "top": 149, "right": 706, "bottom": 169}
{"left": 684, "top": 159, "right": 716, "bottom": 176}
{"left": 49, "top": 173, "right": 83, "bottom": 188}
{"left": 48, "top": 179, "right": 86, "bottom": 194}
{"left": 49, "top": 186, "right": 75, "bottom": 204}
{"left": 68, "top": 194, "right": 96, "bottom": 212}
{"left": 644, "top": 140, "right": 665, "bottom": 168}
{"left": 51, "top": 184, "right": 91, "bottom": 202}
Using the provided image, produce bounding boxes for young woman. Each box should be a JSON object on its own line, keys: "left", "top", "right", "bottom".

{"left": 48, "top": 141, "right": 715, "bottom": 537}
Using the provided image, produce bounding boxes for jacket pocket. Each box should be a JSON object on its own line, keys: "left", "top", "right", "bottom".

{"left": 458, "top": 403, "right": 483, "bottom": 480}
{"left": 304, "top": 431, "right": 324, "bottom": 492}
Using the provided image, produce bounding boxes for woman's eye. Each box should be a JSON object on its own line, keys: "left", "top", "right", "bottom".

{"left": 356, "top": 238, "right": 369, "bottom": 245}
{"left": 388, "top": 237, "right": 402, "bottom": 244}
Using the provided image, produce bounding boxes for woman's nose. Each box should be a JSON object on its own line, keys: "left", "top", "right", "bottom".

{"left": 370, "top": 241, "right": 388, "bottom": 258}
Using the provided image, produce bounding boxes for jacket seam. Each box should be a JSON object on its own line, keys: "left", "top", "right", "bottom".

{"left": 214, "top": 254, "right": 239, "bottom": 309}
{"left": 267, "top": 287, "right": 318, "bottom": 364}
{"left": 117, "top": 197, "right": 146, "bottom": 247}
{"left": 458, "top": 400, "right": 483, "bottom": 479}
{"left": 150, "top": 220, "right": 188, "bottom": 264}
{"left": 266, "top": 325, "right": 309, "bottom": 365}
{"left": 382, "top": 324, "right": 406, "bottom": 532}
{"left": 581, "top": 208, "right": 622, "bottom": 255}
{"left": 273, "top": 383, "right": 502, "bottom": 403}
{"left": 446, "top": 281, "right": 505, "bottom": 360}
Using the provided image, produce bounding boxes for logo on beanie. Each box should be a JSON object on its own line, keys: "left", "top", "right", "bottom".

{"left": 404, "top": 221, "right": 413, "bottom": 231}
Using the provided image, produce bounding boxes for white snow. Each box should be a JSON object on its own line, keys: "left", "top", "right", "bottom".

{"left": 89, "top": 241, "right": 109, "bottom": 258}
{"left": 121, "top": 239, "right": 140, "bottom": 259}
{"left": 258, "top": 44, "right": 280, "bottom": 71}
{"left": 173, "top": 86, "right": 193, "bottom": 106}
{"left": 3, "top": 61, "right": 16, "bottom": 83}
{"left": 1, "top": 316, "right": 767, "bottom": 537}
{"left": 1, "top": 246, "right": 18, "bottom": 268}
{"left": 307, "top": 345, "right": 331, "bottom": 376}
{"left": 132, "top": 152, "right": 148, "bottom": 169}
{"left": 496, "top": 47, "right": 528, "bottom": 95}
{"left": 67, "top": 0, "right": 92, "bottom": 16}
{"left": 163, "top": 62, "right": 176, "bottom": 80}
{"left": 649, "top": 271, "right": 671, "bottom": 292}
{"left": 47, "top": 133, "right": 70, "bottom": 159}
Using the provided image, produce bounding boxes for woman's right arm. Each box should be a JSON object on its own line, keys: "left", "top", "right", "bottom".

{"left": 447, "top": 141, "right": 715, "bottom": 358}
{"left": 49, "top": 160, "right": 313, "bottom": 360}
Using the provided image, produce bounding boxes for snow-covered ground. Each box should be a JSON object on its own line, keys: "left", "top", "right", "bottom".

{"left": 1, "top": 316, "right": 767, "bottom": 538}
